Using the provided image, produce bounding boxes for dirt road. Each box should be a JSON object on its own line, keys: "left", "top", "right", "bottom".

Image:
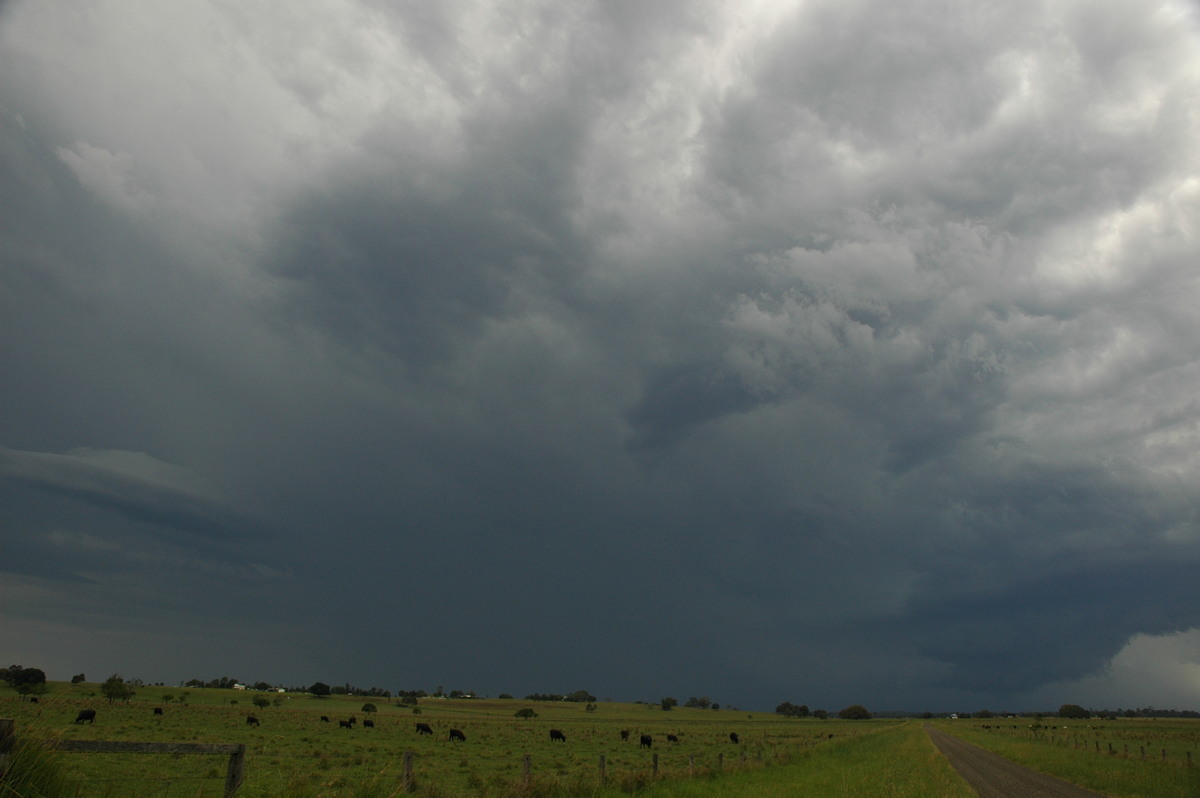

{"left": 925, "top": 725, "right": 1107, "bottom": 798}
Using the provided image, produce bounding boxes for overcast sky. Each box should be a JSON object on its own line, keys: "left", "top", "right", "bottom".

{"left": 3, "top": 0, "right": 1200, "bottom": 713}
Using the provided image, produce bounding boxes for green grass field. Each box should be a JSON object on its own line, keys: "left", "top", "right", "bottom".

{"left": 3, "top": 683, "right": 1199, "bottom": 797}
{"left": 930, "top": 717, "right": 1200, "bottom": 798}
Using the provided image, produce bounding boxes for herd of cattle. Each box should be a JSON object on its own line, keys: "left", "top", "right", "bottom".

{"left": 70, "top": 708, "right": 745, "bottom": 747}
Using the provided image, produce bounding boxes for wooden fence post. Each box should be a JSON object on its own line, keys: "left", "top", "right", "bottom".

{"left": 523, "top": 753, "right": 531, "bottom": 789}
{"left": 403, "top": 751, "right": 414, "bottom": 793}
{"left": 598, "top": 754, "right": 606, "bottom": 785}
{"left": 223, "top": 744, "right": 245, "bottom": 798}
{"left": 717, "top": 752, "right": 723, "bottom": 772}
{"left": 652, "top": 752, "right": 658, "bottom": 778}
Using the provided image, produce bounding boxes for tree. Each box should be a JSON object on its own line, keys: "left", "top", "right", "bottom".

{"left": 812, "top": 709, "right": 828, "bottom": 719}
{"left": 1058, "top": 704, "right": 1089, "bottom": 719}
{"left": 253, "top": 695, "right": 271, "bottom": 709}
{"left": 514, "top": 708, "right": 538, "bottom": 719}
{"left": 7, "top": 667, "right": 47, "bottom": 699}
{"left": 101, "top": 674, "right": 136, "bottom": 704}
{"left": 71, "top": 673, "right": 87, "bottom": 684}
{"left": 660, "top": 697, "right": 678, "bottom": 711}
{"left": 838, "top": 705, "right": 871, "bottom": 720}
{"left": 308, "top": 682, "right": 331, "bottom": 697}
{"left": 775, "top": 702, "right": 809, "bottom": 718}
{"left": 361, "top": 703, "right": 377, "bottom": 714}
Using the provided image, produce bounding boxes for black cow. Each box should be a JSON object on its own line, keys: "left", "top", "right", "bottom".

{"left": 639, "top": 734, "right": 652, "bottom": 749}
{"left": 362, "top": 719, "right": 374, "bottom": 728}
{"left": 74, "top": 709, "right": 96, "bottom": 724}
{"left": 339, "top": 720, "right": 353, "bottom": 729}
{"left": 246, "top": 715, "right": 260, "bottom": 727}
{"left": 549, "top": 729, "right": 566, "bottom": 742}
{"left": 320, "top": 716, "right": 330, "bottom": 723}
{"left": 153, "top": 707, "right": 163, "bottom": 716}
{"left": 620, "top": 729, "right": 630, "bottom": 741}
{"left": 448, "top": 729, "right": 466, "bottom": 742}
{"left": 729, "top": 732, "right": 739, "bottom": 744}
{"left": 348, "top": 716, "right": 357, "bottom": 726}
{"left": 416, "top": 722, "right": 433, "bottom": 735}
{"left": 667, "top": 734, "right": 679, "bottom": 743}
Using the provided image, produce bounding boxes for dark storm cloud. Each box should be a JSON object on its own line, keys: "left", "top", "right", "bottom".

{"left": 3, "top": 0, "right": 1200, "bottom": 710}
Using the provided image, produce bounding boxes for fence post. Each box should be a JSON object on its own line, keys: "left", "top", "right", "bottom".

{"left": 0, "top": 718, "right": 14, "bottom": 773}
{"left": 689, "top": 754, "right": 695, "bottom": 776}
{"left": 403, "top": 751, "right": 414, "bottom": 793}
{"left": 223, "top": 744, "right": 245, "bottom": 797}
{"left": 717, "top": 752, "right": 723, "bottom": 772}
{"left": 652, "top": 752, "right": 658, "bottom": 778}
{"left": 523, "top": 753, "right": 531, "bottom": 789}
{"left": 598, "top": 754, "right": 606, "bottom": 785}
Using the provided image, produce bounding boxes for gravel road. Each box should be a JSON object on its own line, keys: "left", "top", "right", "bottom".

{"left": 925, "top": 724, "right": 1108, "bottom": 798}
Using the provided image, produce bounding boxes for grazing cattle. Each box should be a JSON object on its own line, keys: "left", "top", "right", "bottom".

{"left": 620, "top": 729, "right": 630, "bottom": 741}
{"left": 320, "top": 716, "right": 330, "bottom": 723}
{"left": 153, "top": 707, "right": 163, "bottom": 716}
{"left": 339, "top": 720, "right": 353, "bottom": 729}
{"left": 246, "top": 715, "right": 260, "bottom": 727}
{"left": 348, "top": 716, "right": 357, "bottom": 726}
{"left": 362, "top": 719, "right": 374, "bottom": 728}
{"left": 416, "top": 722, "right": 433, "bottom": 735}
{"left": 729, "top": 732, "right": 739, "bottom": 744}
{"left": 667, "top": 734, "right": 678, "bottom": 743}
{"left": 639, "top": 734, "right": 652, "bottom": 749}
{"left": 74, "top": 709, "right": 96, "bottom": 724}
{"left": 30, "top": 697, "right": 38, "bottom": 704}
{"left": 549, "top": 729, "right": 566, "bottom": 742}
{"left": 448, "top": 729, "right": 466, "bottom": 742}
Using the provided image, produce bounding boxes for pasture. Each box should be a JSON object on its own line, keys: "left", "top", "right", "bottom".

{"left": 1, "top": 682, "right": 893, "bottom": 797}
{"left": 4, "top": 683, "right": 1198, "bottom": 797}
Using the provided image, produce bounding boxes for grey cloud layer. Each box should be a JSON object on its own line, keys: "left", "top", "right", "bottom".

{"left": 2, "top": 0, "right": 1199, "bottom": 709}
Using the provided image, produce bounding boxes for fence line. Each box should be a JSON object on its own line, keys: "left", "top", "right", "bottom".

{"left": 0, "top": 720, "right": 245, "bottom": 796}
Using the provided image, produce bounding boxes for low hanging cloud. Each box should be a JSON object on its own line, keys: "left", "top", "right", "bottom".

{"left": 2, "top": 0, "right": 1200, "bottom": 710}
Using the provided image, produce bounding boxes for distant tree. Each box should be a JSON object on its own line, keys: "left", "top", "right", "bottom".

{"left": 685, "top": 696, "right": 713, "bottom": 709}
{"left": 361, "top": 703, "right": 377, "bottom": 714}
{"left": 585, "top": 703, "right": 597, "bottom": 712}
{"left": 838, "top": 705, "right": 871, "bottom": 720}
{"left": 1058, "top": 704, "right": 1089, "bottom": 719}
{"left": 775, "top": 702, "right": 809, "bottom": 718}
{"left": 253, "top": 695, "right": 270, "bottom": 709}
{"left": 514, "top": 708, "right": 538, "bottom": 719}
{"left": 163, "top": 694, "right": 175, "bottom": 704}
{"left": 253, "top": 682, "right": 273, "bottom": 691}
{"left": 71, "top": 673, "right": 87, "bottom": 684}
{"left": 10, "top": 668, "right": 47, "bottom": 699}
{"left": 498, "top": 694, "right": 513, "bottom": 699}
{"left": 101, "top": 674, "right": 136, "bottom": 704}
{"left": 2, "top": 666, "right": 46, "bottom": 694}
{"left": 812, "top": 709, "right": 828, "bottom": 720}
{"left": 566, "top": 689, "right": 596, "bottom": 703}
{"left": 308, "top": 682, "right": 331, "bottom": 697}
{"left": 711, "top": 703, "right": 720, "bottom": 711}
{"left": 975, "top": 709, "right": 993, "bottom": 719}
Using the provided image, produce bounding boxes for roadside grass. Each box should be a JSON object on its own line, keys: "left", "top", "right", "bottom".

{"left": 598, "top": 721, "right": 975, "bottom": 798}
{"left": 936, "top": 719, "right": 1200, "bottom": 798}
